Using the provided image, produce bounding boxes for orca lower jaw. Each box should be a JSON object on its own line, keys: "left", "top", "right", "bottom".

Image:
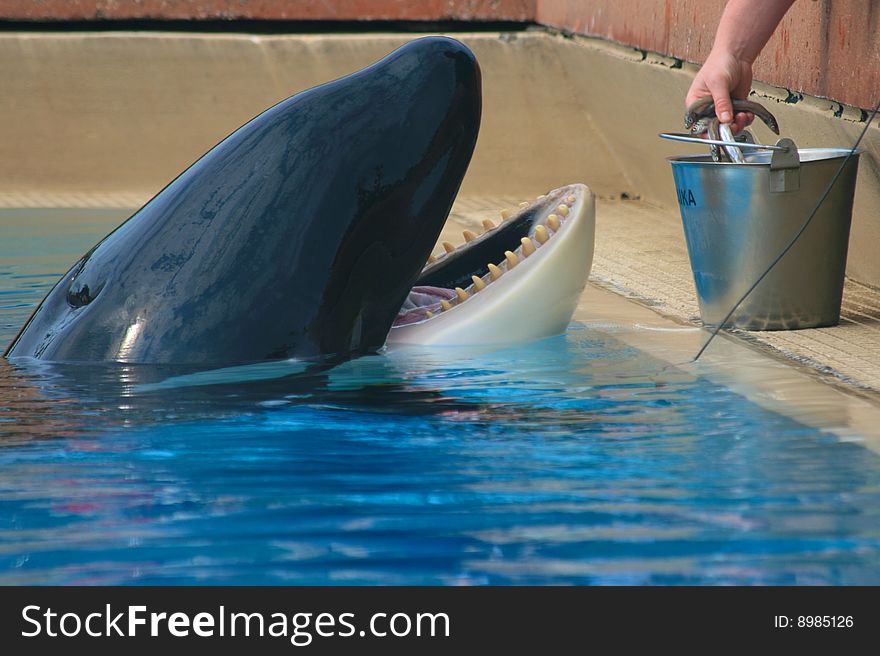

{"left": 388, "top": 184, "right": 596, "bottom": 347}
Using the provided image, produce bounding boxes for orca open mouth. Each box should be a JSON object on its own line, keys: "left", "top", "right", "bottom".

{"left": 389, "top": 184, "right": 595, "bottom": 346}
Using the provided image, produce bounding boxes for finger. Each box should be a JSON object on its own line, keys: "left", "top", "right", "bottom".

{"left": 731, "top": 69, "right": 753, "bottom": 105}
{"left": 685, "top": 80, "right": 710, "bottom": 110}
{"left": 732, "top": 112, "right": 752, "bottom": 133}
{"left": 707, "top": 78, "right": 734, "bottom": 124}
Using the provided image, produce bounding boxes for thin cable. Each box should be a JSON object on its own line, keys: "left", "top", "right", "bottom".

{"left": 691, "top": 98, "right": 880, "bottom": 363}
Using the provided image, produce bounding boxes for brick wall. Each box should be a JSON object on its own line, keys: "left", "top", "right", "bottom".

{"left": 537, "top": 0, "right": 879, "bottom": 112}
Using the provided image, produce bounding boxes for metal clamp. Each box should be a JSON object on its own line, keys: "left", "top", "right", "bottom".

{"left": 768, "top": 137, "right": 801, "bottom": 193}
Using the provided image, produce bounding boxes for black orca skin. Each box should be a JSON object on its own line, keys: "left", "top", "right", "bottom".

{"left": 6, "top": 37, "right": 481, "bottom": 365}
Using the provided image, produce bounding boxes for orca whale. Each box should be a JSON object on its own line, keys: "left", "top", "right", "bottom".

{"left": 5, "top": 37, "right": 481, "bottom": 364}
{"left": 6, "top": 37, "right": 596, "bottom": 370}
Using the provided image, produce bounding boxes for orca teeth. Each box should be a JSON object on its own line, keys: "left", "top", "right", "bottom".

{"left": 428, "top": 200, "right": 527, "bottom": 262}
{"left": 535, "top": 225, "right": 549, "bottom": 244}
{"left": 410, "top": 189, "right": 579, "bottom": 321}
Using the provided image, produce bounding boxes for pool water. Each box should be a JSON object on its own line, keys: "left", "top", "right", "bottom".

{"left": 1, "top": 210, "right": 880, "bottom": 585}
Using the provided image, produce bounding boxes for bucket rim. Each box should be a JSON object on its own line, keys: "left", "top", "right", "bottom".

{"left": 667, "top": 147, "right": 860, "bottom": 166}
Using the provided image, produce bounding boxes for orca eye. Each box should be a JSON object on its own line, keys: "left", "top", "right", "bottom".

{"left": 65, "top": 250, "right": 106, "bottom": 309}
{"left": 67, "top": 281, "right": 103, "bottom": 308}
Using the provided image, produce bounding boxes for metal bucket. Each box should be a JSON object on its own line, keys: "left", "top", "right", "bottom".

{"left": 667, "top": 141, "right": 859, "bottom": 330}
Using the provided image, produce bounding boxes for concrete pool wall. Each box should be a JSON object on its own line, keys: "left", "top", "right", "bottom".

{"left": 2, "top": 27, "right": 880, "bottom": 398}
{"left": 2, "top": 28, "right": 879, "bottom": 283}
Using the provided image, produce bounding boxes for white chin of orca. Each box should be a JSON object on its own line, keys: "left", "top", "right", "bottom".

{"left": 387, "top": 183, "right": 596, "bottom": 347}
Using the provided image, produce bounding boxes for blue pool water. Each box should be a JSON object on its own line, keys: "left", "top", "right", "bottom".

{"left": 1, "top": 210, "right": 880, "bottom": 585}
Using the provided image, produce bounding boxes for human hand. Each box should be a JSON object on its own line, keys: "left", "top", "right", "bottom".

{"left": 685, "top": 50, "right": 754, "bottom": 134}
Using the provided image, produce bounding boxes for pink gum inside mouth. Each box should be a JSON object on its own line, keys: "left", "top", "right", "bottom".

{"left": 392, "top": 286, "right": 457, "bottom": 327}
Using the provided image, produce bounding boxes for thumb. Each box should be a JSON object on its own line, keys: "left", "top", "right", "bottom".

{"left": 707, "top": 78, "right": 734, "bottom": 124}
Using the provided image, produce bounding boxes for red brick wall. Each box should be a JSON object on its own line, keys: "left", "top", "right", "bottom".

{"left": 2, "top": 0, "right": 876, "bottom": 110}
{"left": 0, "top": 0, "right": 535, "bottom": 22}
{"left": 537, "top": 0, "right": 879, "bottom": 112}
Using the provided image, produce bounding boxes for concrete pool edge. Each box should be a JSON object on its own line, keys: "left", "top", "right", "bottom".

{"left": 573, "top": 282, "right": 880, "bottom": 453}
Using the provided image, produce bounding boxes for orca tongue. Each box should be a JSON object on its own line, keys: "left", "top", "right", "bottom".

{"left": 393, "top": 286, "right": 456, "bottom": 326}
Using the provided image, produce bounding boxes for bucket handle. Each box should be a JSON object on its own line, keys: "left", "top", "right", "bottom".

{"left": 658, "top": 132, "right": 791, "bottom": 152}
{"left": 660, "top": 133, "right": 801, "bottom": 192}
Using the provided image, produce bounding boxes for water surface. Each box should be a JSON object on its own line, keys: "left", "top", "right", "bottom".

{"left": 1, "top": 209, "right": 879, "bottom": 585}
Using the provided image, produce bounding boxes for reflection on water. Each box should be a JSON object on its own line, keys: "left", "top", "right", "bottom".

{"left": 1, "top": 210, "right": 879, "bottom": 585}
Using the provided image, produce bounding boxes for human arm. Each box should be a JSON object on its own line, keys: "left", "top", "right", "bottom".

{"left": 686, "top": 0, "right": 795, "bottom": 131}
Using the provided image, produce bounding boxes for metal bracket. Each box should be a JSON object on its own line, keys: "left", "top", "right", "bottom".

{"left": 769, "top": 138, "right": 800, "bottom": 193}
